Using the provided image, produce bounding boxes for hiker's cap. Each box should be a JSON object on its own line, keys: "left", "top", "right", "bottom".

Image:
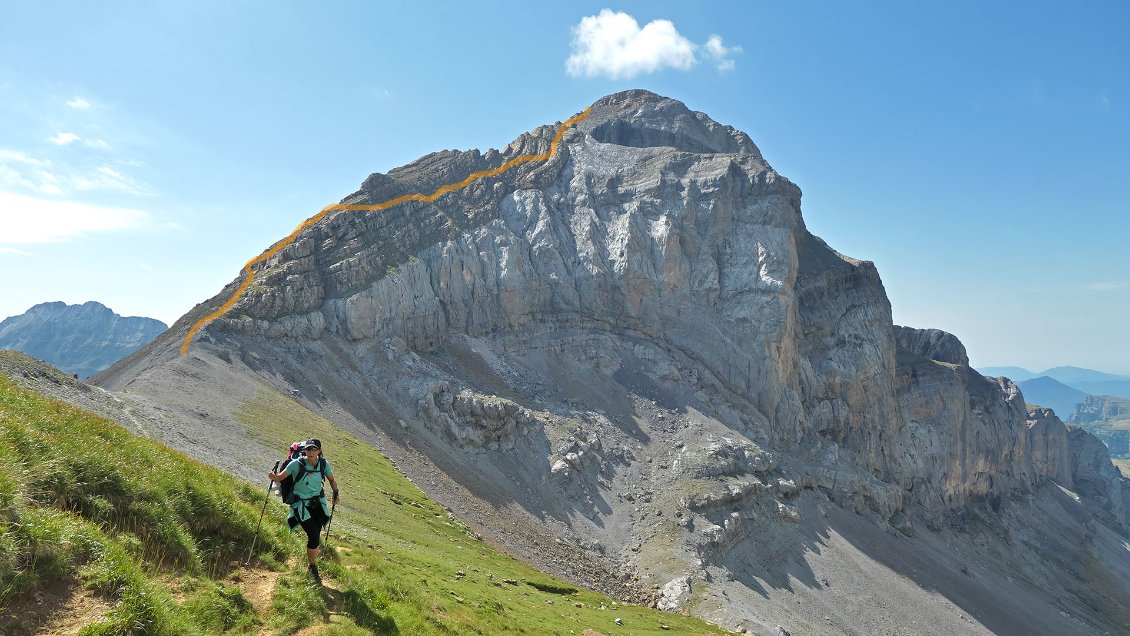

{"left": 304, "top": 439, "right": 321, "bottom": 450}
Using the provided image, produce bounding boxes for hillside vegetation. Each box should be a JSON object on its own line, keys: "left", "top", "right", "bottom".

{"left": 233, "top": 386, "right": 728, "bottom": 635}
{"left": 1, "top": 353, "right": 726, "bottom": 635}
{"left": 0, "top": 367, "right": 291, "bottom": 634}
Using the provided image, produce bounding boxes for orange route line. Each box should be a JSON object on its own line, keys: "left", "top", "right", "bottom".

{"left": 180, "top": 106, "right": 592, "bottom": 356}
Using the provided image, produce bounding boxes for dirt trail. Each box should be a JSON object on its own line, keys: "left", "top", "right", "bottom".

{"left": 237, "top": 565, "right": 284, "bottom": 619}
{"left": 18, "top": 581, "right": 111, "bottom": 636}
{"left": 3, "top": 565, "right": 284, "bottom": 636}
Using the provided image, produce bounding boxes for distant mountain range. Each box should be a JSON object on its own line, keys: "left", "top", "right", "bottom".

{"left": 979, "top": 366, "right": 1040, "bottom": 382}
{"left": 0, "top": 301, "right": 166, "bottom": 379}
{"left": 979, "top": 365, "right": 1130, "bottom": 420}
{"left": 1038, "top": 366, "right": 1129, "bottom": 385}
{"left": 1016, "top": 376, "right": 1091, "bottom": 419}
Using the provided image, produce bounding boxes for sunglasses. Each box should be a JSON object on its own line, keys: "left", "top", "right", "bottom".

{"left": 304, "top": 447, "right": 320, "bottom": 452}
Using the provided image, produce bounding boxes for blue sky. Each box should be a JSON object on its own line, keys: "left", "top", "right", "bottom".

{"left": 1, "top": 1, "right": 1127, "bottom": 373}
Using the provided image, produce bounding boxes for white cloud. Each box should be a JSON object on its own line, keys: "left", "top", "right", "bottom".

{"left": 565, "top": 10, "right": 741, "bottom": 79}
{"left": 84, "top": 138, "right": 113, "bottom": 151}
{"left": 37, "top": 181, "right": 64, "bottom": 196}
{"left": 566, "top": 10, "right": 697, "bottom": 80}
{"left": 0, "top": 148, "right": 147, "bottom": 197}
{"left": 0, "top": 191, "right": 152, "bottom": 244}
{"left": 49, "top": 132, "right": 81, "bottom": 146}
{"left": 0, "top": 149, "right": 49, "bottom": 166}
{"left": 703, "top": 35, "right": 742, "bottom": 71}
{"left": 0, "top": 151, "right": 62, "bottom": 195}
{"left": 67, "top": 97, "right": 91, "bottom": 109}
{"left": 0, "top": 246, "right": 31, "bottom": 256}
{"left": 48, "top": 132, "right": 112, "bottom": 151}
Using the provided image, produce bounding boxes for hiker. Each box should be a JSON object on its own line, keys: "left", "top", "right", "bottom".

{"left": 268, "top": 439, "right": 339, "bottom": 583}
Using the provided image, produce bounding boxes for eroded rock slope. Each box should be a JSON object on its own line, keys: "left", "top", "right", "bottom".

{"left": 97, "top": 90, "right": 1130, "bottom": 636}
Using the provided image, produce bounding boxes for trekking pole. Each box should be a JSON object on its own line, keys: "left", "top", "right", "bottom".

{"left": 323, "top": 499, "right": 337, "bottom": 546}
{"left": 246, "top": 460, "right": 280, "bottom": 566}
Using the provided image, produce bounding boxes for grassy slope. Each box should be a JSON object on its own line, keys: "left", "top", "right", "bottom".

{"left": 0, "top": 357, "right": 726, "bottom": 636}
{"left": 0, "top": 370, "right": 292, "bottom": 635}
{"left": 237, "top": 385, "right": 728, "bottom": 635}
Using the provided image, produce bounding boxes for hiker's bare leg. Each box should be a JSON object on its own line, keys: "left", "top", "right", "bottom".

{"left": 308, "top": 547, "right": 318, "bottom": 565}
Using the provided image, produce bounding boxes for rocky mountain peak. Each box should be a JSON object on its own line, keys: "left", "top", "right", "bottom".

{"left": 579, "top": 89, "right": 763, "bottom": 157}
{"left": 99, "top": 91, "right": 1130, "bottom": 635}
{"left": 184, "top": 90, "right": 800, "bottom": 339}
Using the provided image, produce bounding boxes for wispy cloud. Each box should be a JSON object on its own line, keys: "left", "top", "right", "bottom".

{"left": 703, "top": 35, "right": 742, "bottom": 72}
{"left": 0, "top": 150, "right": 61, "bottom": 195}
{"left": 71, "top": 165, "right": 146, "bottom": 195}
{"left": 66, "top": 97, "right": 91, "bottom": 109}
{"left": 565, "top": 10, "right": 741, "bottom": 80}
{"left": 0, "top": 191, "right": 155, "bottom": 244}
{"left": 83, "top": 138, "right": 113, "bottom": 151}
{"left": 1086, "top": 281, "right": 1128, "bottom": 292}
{"left": 0, "top": 246, "right": 31, "bottom": 256}
{"left": 0, "top": 148, "right": 147, "bottom": 197}
{"left": 49, "top": 132, "right": 81, "bottom": 146}
{"left": 0, "top": 149, "right": 49, "bottom": 166}
{"left": 48, "top": 131, "right": 111, "bottom": 151}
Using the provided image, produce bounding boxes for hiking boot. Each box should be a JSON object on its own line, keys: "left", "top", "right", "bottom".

{"left": 308, "top": 563, "right": 322, "bottom": 585}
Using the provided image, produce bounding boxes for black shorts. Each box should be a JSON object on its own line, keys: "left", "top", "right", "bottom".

{"left": 299, "top": 499, "right": 328, "bottom": 549}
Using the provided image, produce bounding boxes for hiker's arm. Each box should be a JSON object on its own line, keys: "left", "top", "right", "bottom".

{"left": 268, "top": 464, "right": 293, "bottom": 482}
{"left": 328, "top": 475, "right": 339, "bottom": 502}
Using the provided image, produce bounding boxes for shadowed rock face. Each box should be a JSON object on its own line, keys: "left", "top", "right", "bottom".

{"left": 894, "top": 325, "right": 969, "bottom": 367}
{"left": 1069, "top": 423, "right": 1130, "bottom": 525}
{"left": 99, "top": 90, "right": 1130, "bottom": 635}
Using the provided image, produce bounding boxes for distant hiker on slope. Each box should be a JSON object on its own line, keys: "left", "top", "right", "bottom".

{"left": 269, "top": 438, "right": 339, "bottom": 584}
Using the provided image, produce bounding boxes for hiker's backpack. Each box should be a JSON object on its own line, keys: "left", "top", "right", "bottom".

{"left": 277, "top": 441, "right": 327, "bottom": 504}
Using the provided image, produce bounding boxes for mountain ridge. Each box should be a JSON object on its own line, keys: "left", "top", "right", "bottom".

{"left": 0, "top": 300, "right": 166, "bottom": 379}
{"left": 979, "top": 364, "right": 1130, "bottom": 401}
{"left": 94, "top": 90, "right": 1130, "bottom": 635}
{"left": 1017, "top": 375, "right": 1090, "bottom": 419}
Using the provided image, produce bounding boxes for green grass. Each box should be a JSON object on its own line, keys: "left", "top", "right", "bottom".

{"left": 0, "top": 370, "right": 291, "bottom": 635}
{"left": 0, "top": 354, "right": 727, "bottom": 635}
{"left": 238, "top": 385, "right": 729, "bottom": 635}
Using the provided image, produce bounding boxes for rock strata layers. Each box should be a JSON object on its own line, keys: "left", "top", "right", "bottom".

{"left": 100, "top": 90, "right": 1130, "bottom": 636}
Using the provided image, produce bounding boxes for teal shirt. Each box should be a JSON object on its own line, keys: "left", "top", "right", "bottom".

{"left": 284, "top": 457, "right": 334, "bottom": 527}
{"left": 285, "top": 457, "right": 333, "bottom": 499}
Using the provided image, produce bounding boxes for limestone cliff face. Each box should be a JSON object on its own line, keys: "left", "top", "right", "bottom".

{"left": 199, "top": 89, "right": 1128, "bottom": 532}
{"left": 1069, "top": 424, "right": 1130, "bottom": 526}
{"left": 891, "top": 330, "right": 1129, "bottom": 529}
{"left": 224, "top": 92, "right": 794, "bottom": 376}
{"left": 166, "top": 90, "right": 1130, "bottom": 632}
{"left": 1026, "top": 407, "right": 1073, "bottom": 487}
{"left": 891, "top": 334, "right": 1035, "bottom": 525}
